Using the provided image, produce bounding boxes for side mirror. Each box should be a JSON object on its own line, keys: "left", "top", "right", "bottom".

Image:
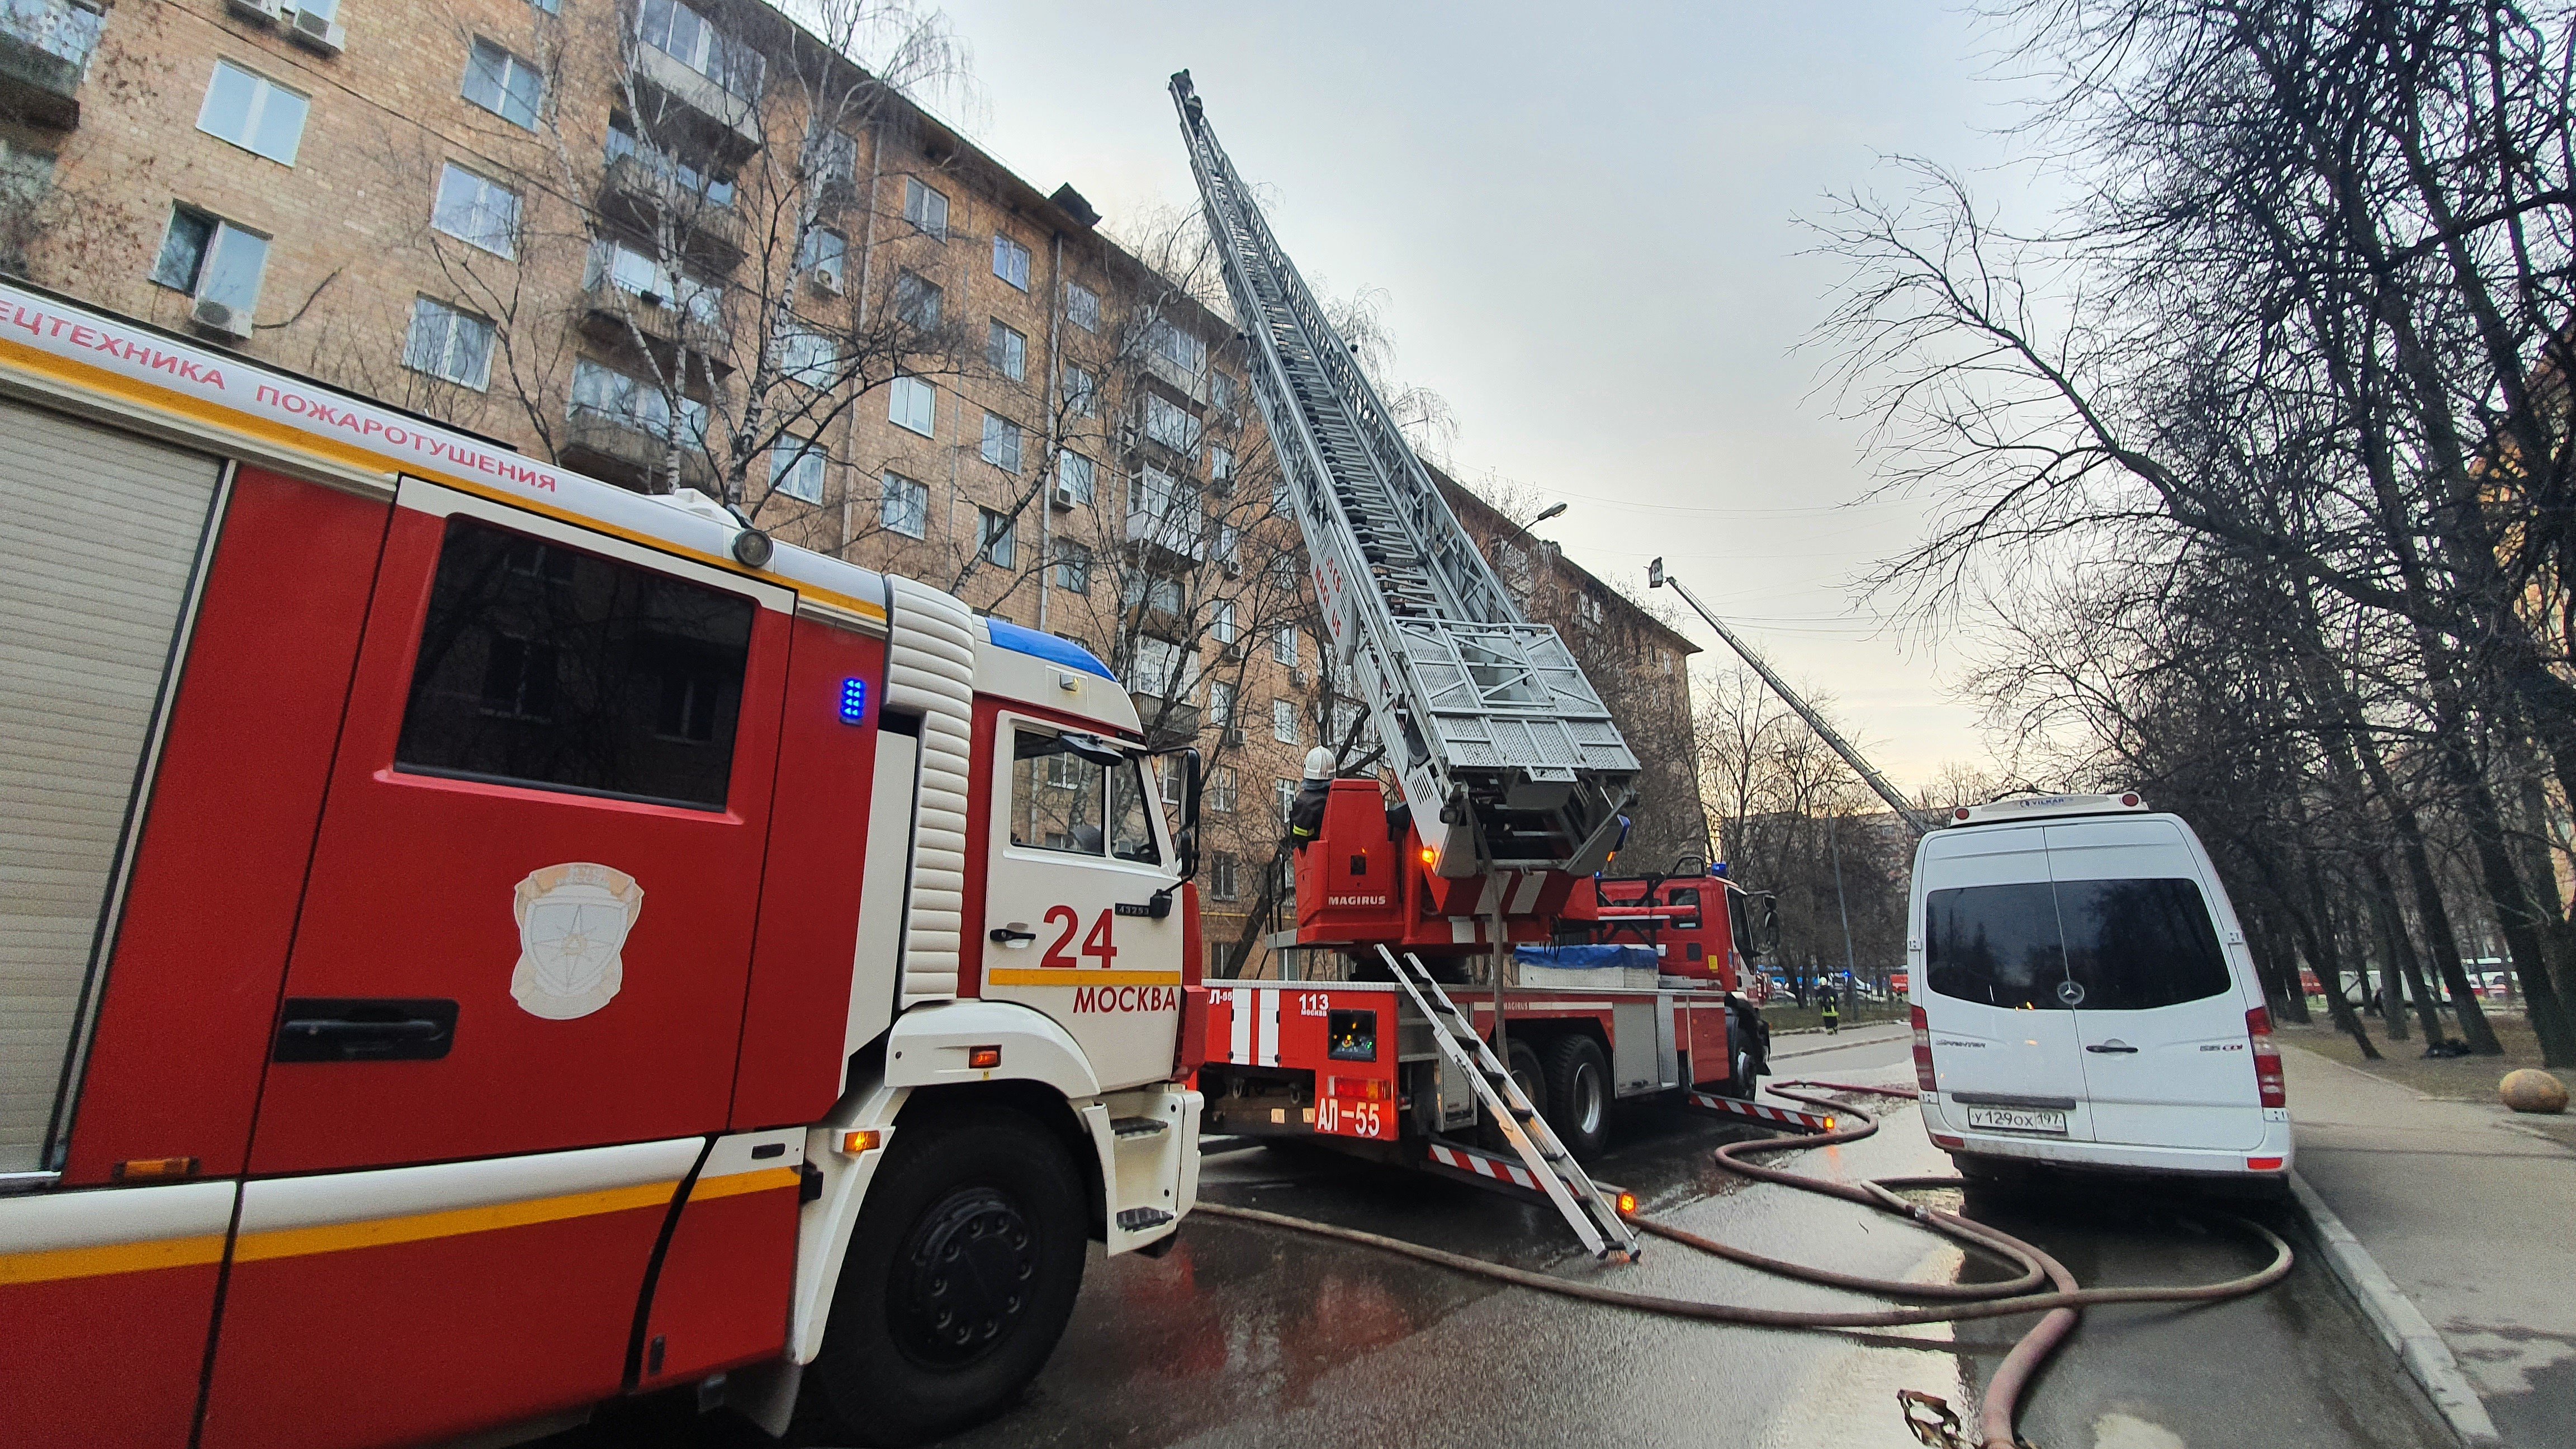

{"left": 1168, "top": 746, "right": 1203, "bottom": 881}
{"left": 1751, "top": 892, "right": 1782, "bottom": 958}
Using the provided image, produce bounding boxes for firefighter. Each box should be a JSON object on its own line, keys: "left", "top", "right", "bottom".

{"left": 1819, "top": 988, "right": 1840, "bottom": 1035}
{"left": 1288, "top": 745, "right": 1334, "bottom": 850}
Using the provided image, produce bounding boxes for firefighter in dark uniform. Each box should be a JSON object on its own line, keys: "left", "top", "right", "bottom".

{"left": 1819, "top": 986, "right": 1840, "bottom": 1035}
{"left": 1288, "top": 746, "right": 1334, "bottom": 850}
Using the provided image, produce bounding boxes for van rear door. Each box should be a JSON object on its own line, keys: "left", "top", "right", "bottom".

{"left": 1915, "top": 826, "right": 2092, "bottom": 1141}
{"left": 2044, "top": 819, "right": 2262, "bottom": 1150}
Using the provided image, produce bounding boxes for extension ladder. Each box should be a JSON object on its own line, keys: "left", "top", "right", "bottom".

{"left": 1378, "top": 947, "right": 1643, "bottom": 1260}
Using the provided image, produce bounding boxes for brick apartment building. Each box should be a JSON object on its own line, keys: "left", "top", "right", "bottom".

{"left": 0, "top": 0, "right": 1696, "bottom": 974}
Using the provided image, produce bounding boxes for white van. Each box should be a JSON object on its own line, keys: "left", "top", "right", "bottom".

{"left": 1905, "top": 792, "right": 2291, "bottom": 1185}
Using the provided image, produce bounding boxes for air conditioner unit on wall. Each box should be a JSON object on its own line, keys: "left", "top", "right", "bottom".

{"left": 808, "top": 267, "right": 844, "bottom": 297}
{"left": 190, "top": 297, "right": 252, "bottom": 340}
{"left": 1223, "top": 726, "right": 1246, "bottom": 746}
{"left": 1050, "top": 484, "right": 1078, "bottom": 510}
{"left": 1288, "top": 667, "right": 1309, "bottom": 689}
{"left": 289, "top": 7, "right": 345, "bottom": 53}
{"left": 1219, "top": 640, "right": 1244, "bottom": 662}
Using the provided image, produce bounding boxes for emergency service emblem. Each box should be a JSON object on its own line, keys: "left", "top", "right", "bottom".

{"left": 510, "top": 863, "right": 642, "bottom": 1020}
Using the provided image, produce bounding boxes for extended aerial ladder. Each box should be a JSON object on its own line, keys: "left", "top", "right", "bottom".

{"left": 1647, "top": 558, "right": 1942, "bottom": 838}
{"left": 1171, "top": 72, "right": 1637, "bottom": 880}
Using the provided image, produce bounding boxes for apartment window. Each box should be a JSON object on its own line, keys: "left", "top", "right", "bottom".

{"left": 198, "top": 60, "right": 309, "bottom": 165}
{"left": 992, "top": 233, "right": 1031, "bottom": 290}
{"left": 637, "top": 0, "right": 764, "bottom": 100}
{"left": 1057, "top": 451, "right": 1095, "bottom": 507}
{"left": 1211, "top": 371, "right": 1235, "bottom": 412}
{"left": 812, "top": 130, "right": 858, "bottom": 190}
{"left": 1214, "top": 523, "right": 1241, "bottom": 570}
{"left": 1, "top": 1, "right": 103, "bottom": 75}
{"left": 775, "top": 328, "right": 838, "bottom": 387}
{"left": 403, "top": 297, "right": 494, "bottom": 390}
{"left": 1129, "top": 636, "right": 1199, "bottom": 703}
{"left": 1207, "top": 849, "right": 1239, "bottom": 902}
{"left": 1065, "top": 280, "right": 1100, "bottom": 332}
{"left": 903, "top": 177, "right": 948, "bottom": 239}
{"left": 1160, "top": 762, "right": 1186, "bottom": 809}
{"left": 1063, "top": 362, "right": 1098, "bottom": 417}
{"left": 1208, "top": 678, "right": 1234, "bottom": 727}
{"left": 1208, "top": 444, "right": 1236, "bottom": 485}
{"left": 980, "top": 412, "right": 1022, "bottom": 472}
{"left": 888, "top": 372, "right": 935, "bottom": 437}
{"left": 1272, "top": 697, "right": 1298, "bottom": 744}
{"left": 1212, "top": 599, "right": 1237, "bottom": 646}
{"left": 1577, "top": 594, "right": 1606, "bottom": 629}
{"left": 150, "top": 206, "right": 268, "bottom": 315}
{"left": 432, "top": 163, "right": 519, "bottom": 258}
{"left": 1148, "top": 318, "right": 1206, "bottom": 373}
{"left": 0, "top": 139, "right": 51, "bottom": 212}
{"left": 772, "top": 437, "right": 825, "bottom": 504}
{"left": 463, "top": 39, "right": 543, "bottom": 130}
{"left": 978, "top": 508, "right": 1016, "bottom": 569}
{"left": 987, "top": 320, "right": 1026, "bottom": 381}
{"left": 1275, "top": 776, "right": 1299, "bottom": 822}
{"left": 1053, "top": 538, "right": 1091, "bottom": 593}
{"left": 1267, "top": 554, "right": 1299, "bottom": 591}
{"left": 880, "top": 472, "right": 927, "bottom": 537}
{"left": 1272, "top": 627, "right": 1299, "bottom": 667}
{"left": 894, "top": 269, "right": 941, "bottom": 329}
{"left": 1275, "top": 471, "right": 1293, "bottom": 509}
{"left": 799, "top": 227, "right": 847, "bottom": 290}
{"left": 1208, "top": 767, "right": 1238, "bottom": 815}
{"left": 1143, "top": 392, "right": 1197, "bottom": 451}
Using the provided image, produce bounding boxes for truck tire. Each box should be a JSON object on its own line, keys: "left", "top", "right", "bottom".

{"left": 1716, "top": 1008, "right": 1764, "bottom": 1100}
{"left": 805, "top": 1107, "right": 1087, "bottom": 1446}
{"left": 1542, "top": 1034, "right": 1612, "bottom": 1159}
{"left": 1481, "top": 1038, "right": 1550, "bottom": 1152}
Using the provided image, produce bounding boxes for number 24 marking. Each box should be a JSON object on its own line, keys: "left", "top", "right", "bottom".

{"left": 1040, "top": 906, "right": 1119, "bottom": 969}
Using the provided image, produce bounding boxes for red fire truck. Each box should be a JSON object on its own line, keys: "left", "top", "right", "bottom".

{"left": 0, "top": 281, "right": 1207, "bottom": 1448}
{"left": 1195, "top": 776, "right": 1779, "bottom": 1167}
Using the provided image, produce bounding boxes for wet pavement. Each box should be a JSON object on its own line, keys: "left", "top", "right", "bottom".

{"left": 560, "top": 1035, "right": 2456, "bottom": 1448}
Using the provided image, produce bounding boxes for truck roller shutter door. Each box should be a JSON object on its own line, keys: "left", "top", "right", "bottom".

{"left": 0, "top": 399, "right": 224, "bottom": 1175}
{"left": 883, "top": 576, "right": 975, "bottom": 1005}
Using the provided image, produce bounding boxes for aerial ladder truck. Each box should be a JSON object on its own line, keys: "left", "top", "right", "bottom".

{"left": 1171, "top": 75, "right": 1798, "bottom": 1257}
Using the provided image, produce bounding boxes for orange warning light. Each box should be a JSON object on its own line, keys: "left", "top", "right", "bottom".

{"left": 1417, "top": 847, "right": 1437, "bottom": 868}
{"left": 841, "top": 1129, "right": 882, "bottom": 1155}
{"left": 1616, "top": 1191, "right": 1638, "bottom": 1216}
{"left": 968, "top": 1045, "right": 1001, "bottom": 1069}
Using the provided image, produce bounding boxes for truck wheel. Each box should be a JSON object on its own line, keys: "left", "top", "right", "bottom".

{"left": 805, "top": 1107, "right": 1087, "bottom": 1446}
{"left": 1542, "top": 1035, "right": 1612, "bottom": 1159}
{"left": 1480, "top": 1038, "right": 1550, "bottom": 1153}
{"left": 1717, "top": 1010, "right": 1764, "bottom": 1100}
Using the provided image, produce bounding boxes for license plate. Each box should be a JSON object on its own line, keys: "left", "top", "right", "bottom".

{"left": 1966, "top": 1105, "right": 2067, "bottom": 1135}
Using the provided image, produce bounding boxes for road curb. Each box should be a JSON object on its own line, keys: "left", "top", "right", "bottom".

{"left": 1769, "top": 1025, "right": 1910, "bottom": 1062}
{"left": 2288, "top": 1172, "right": 2501, "bottom": 1447}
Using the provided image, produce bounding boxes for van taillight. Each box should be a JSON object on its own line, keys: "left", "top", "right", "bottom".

{"left": 1911, "top": 1005, "right": 1938, "bottom": 1092}
{"left": 2247, "top": 1006, "right": 2286, "bottom": 1109}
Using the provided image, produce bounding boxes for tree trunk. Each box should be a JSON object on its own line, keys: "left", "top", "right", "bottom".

{"left": 2242, "top": 902, "right": 2307, "bottom": 1022}
{"left": 2438, "top": 735, "right": 2576, "bottom": 1067}
{"left": 2350, "top": 728, "right": 2502, "bottom": 1052}
{"left": 2365, "top": 860, "right": 2447, "bottom": 1043}
{"left": 2296, "top": 860, "right": 2382, "bottom": 1059}
{"left": 2366, "top": 883, "right": 2411, "bottom": 1041}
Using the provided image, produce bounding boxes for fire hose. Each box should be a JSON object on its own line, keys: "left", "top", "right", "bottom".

{"left": 1194, "top": 1080, "right": 2292, "bottom": 1448}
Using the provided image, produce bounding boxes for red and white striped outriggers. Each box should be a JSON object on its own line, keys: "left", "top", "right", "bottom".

{"left": 1425, "top": 1139, "right": 1545, "bottom": 1192}
{"left": 1685, "top": 1091, "right": 1836, "bottom": 1133}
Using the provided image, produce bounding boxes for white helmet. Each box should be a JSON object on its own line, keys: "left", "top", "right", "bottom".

{"left": 1302, "top": 745, "right": 1336, "bottom": 780}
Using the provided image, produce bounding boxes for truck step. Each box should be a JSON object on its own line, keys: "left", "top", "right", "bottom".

{"left": 1111, "top": 1116, "right": 1171, "bottom": 1139}
{"left": 1115, "top": 1207, "right": 1175, "bottom": 1232}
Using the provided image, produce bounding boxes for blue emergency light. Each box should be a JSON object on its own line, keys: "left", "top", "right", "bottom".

{"left": 839, "top": 677, "right": 867, "bottom": 726}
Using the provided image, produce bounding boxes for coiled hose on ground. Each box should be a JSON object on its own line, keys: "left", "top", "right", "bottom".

{"left": 1194, "top": 1080, "right": 2291, "bottom": 1448}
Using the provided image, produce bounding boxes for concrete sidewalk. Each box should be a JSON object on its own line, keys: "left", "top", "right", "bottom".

{"left": 2284, "top": 1043, "right": 2576, "bottom": 1447}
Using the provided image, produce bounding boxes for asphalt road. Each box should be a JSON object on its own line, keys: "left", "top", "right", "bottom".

{"left": 566, "top": 1033, "right": 2456, "bottom": 1448}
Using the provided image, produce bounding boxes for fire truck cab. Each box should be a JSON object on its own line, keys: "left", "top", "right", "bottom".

{"left": 0, "top": 283, "right": 1202, "bottom": 1449}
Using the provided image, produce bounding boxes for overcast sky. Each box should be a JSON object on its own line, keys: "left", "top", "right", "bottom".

{"left": 924, "top": 1, "right": 2049, "bottom": 788}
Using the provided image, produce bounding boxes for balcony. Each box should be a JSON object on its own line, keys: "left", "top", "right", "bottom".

{"left": 1125, "top": 508, "right": 1208, "bottom": 571}
{"left": 629, "top": 41, "right": 761, "bottom": 158}
{"left": 1128, "top": 697, "right": 1200, "bottom": 749}
{"left": 0, "top": 1, "right": 102, "bottom": 129}
{"left": 558, "top": 411, "right": 716, "bottom": 494}
{"left": 579, "top": 277, "right": 728, "bottom": 366}
{"left": 598, "top": 154, "right": 745, "bottom": 267}
{"left": 1141, "top": 351, "right": 1214, "bottom": 408}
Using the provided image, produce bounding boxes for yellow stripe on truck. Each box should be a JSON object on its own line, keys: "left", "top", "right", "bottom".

{"left": 0, "top": 1233, "right": 229, "bottom": 1287}
{"left": 231, "top": 1179, "right": 681, "bottom": 1264}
